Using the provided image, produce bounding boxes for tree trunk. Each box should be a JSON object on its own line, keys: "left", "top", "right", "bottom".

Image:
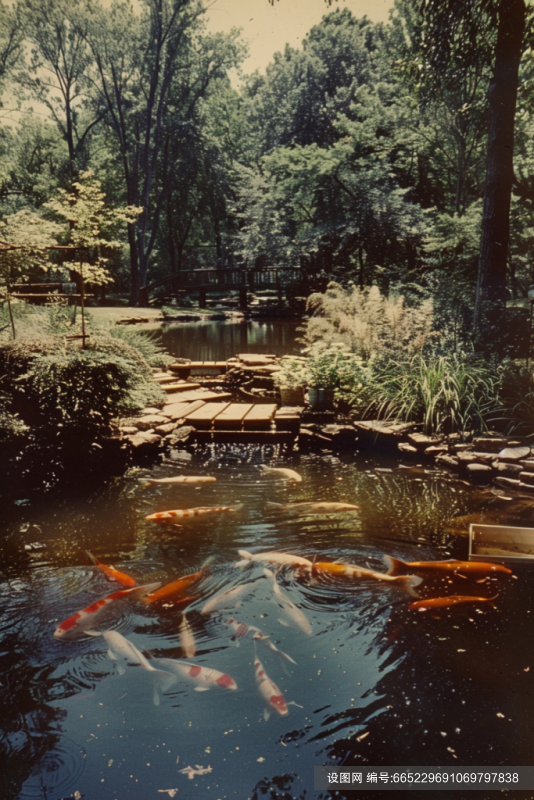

{"left": 474, "top": 0, "right": 525, "bottom": 346}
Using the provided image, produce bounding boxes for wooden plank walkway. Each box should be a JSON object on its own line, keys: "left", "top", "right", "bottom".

{"left": 162, "top": 399, "right": 206, "bottom": 420}
{"left": 242, "top": 403, "right": 277, "bottom": 429}
{"left": 162, "top": 382, "right": 201, "bottom": 393}
{"left": 214, "top": 403, "right": 254, "bottom": 429}
{"left": 164, "top": 389, "right": 232, "bottom": 404}
{"left": 185, "top": 402, "right": 231, "bottom": 428}
{"left": 169, "top": 361, "right": 229, "bottom": 375}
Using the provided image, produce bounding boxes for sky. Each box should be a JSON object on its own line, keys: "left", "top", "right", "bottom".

{"left": 204, "top": 0, "right": 395, "bottom": 74}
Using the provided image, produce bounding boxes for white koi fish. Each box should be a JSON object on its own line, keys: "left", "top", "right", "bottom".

{"left": 200, "top": 582, "right": 255, "bottom": 615}
{"left": 259, "top": 465, "right": 302, "bottom": 483}
{"left": 146, "top": 505, "right": 241, "bottom": 524}
{"left": 235, "top": 549, "right": 313, "bottom": 569}
{"left": 87, "top": 630, "right": 176, "bottom": 705}
{"left": 264, "top": 569, "right": 312, "bottom": 635}
{"left": 312, "top": 562, "right": 423, "bottom": 598}
{"left": 267, "top": 501, "right": 358, "bottom": 513}
{"left": 225, "top": 617, "right": 297, "bottom": 665}
{"left": 179, "top": 613, "right": 196, "bottom": 658}
{"left": 154, "top": 657, "right": 237, "bottom": 691}
{"left": 140, "top": 476, "right": 216, "bottom": 486}
{"left": 254, "top": 650, "right": 288, "bottom": 719}
{"left": 53, "top": 582, "right": 162, "bottom": 640}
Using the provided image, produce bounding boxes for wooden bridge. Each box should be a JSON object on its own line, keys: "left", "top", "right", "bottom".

{"left": 140, "top": 266, "right": 325, "bottom": 308}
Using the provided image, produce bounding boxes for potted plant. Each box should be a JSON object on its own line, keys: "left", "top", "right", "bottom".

{"left": 306, "top": 345, "right": 348, "bottom": 410}
{"left": 273, "top": 356, "right": 309, "bottom": 405}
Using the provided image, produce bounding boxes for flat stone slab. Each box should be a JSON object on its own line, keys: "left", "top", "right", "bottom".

{"left": 135, "top": 414, "right": 169, "bottom": 431}
{"left": 498, "top": 446, "right": 531, "bottom": 462}
{"left": 238, "top": 354, "right": 277, "bottom": 366}
{"left": 164, "top": 390, "right": 232, "bottom": 404}
{"left": 408, "top": 432, "right": 444, "bottom": 448}
{"left": 162, "top": 382, "right": 201, "bottom": 393}
{"left": 473, "top": 436, "right": 508, "bottom": 452}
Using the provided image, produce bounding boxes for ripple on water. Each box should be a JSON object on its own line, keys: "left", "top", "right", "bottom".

{"left": 17, "top": 735, "right": 86, "bottom": 800}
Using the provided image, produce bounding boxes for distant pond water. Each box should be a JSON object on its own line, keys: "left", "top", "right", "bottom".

{"left": 2, "top": 319, "right": 534, "bottom": 800}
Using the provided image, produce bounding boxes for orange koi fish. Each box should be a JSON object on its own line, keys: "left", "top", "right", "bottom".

{"left": 384, "top": 555, "right": 512, "bottom": 577}
{"left": 312, "top": 561, "right": 423, "bottom": 598}
{"left": 235, "top": 549, "right": 313, "bottom": 569}
{"left": 146, "top": 505, "right": 241, "bottom": 524}
{"left": 154, "top": 657, "right": 237, "bottom": 691}
{"left": 267, "top": 501, "right": 358, "bottom": 513}
{"left": 54, "top": 582, "right": 161, "bottom": 640}
{"left": 86, "top": 551, "right": 137, "bottom": 588}
{"left": 409, "top": 594, "right": 499, "bottom": 611}
{"left": 143, "top": 560, "right": 211, "bottom": 605}
{"left": 179, "top": 613, "right": 196, "bottom": 658}
{"left": 254, "top": 651, "right": 288, "bottom": 719}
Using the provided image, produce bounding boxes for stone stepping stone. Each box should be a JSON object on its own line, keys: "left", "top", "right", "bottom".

{"left": 213, "top": 403, "right": 254, "bottom": 428}
{"left": 242, "top": 404, "right": 278, "bottom": 429}
{"left": 498, "top": 446, "right": 531, "bottom": 462}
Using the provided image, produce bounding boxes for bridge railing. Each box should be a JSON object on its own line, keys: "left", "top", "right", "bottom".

{"left": 142, "top": 266, "right": 312, "bottom": 294}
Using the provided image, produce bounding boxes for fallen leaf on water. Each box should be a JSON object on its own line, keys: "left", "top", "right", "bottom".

{"left": 357, "top": 732, "right": 369, "bottom": 741}
{"left": 440, "top": 732, "right": 447, "bottom": 737}
{"left": 158, "top": 791, "right": 178, "bottom": 798}
{"left": 496, "top": 713, "right": 505, "bottom": 718}
{"left": 457, "top": 649, "right": 466, "bottom": 653}
{"left": 179, "top": 765, "right": 212, "bottom": 780}
{"left": 524, "top": 667, "right": 530, "bottom": 672}
{"left": 257, "top": 757, "right": 265, "bottom": 763}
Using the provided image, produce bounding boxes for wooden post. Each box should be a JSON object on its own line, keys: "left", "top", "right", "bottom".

{"left": 80, "top": 252, "right": 87, "bottom": 350}
{"left": 199, "top": 288, "right": 207, "bottom": 308}
{"left": 6, "top": 290, "right": 16, "bottom": 338}
{"left": 239, "top": 285, "right": 248, "bottom": 311}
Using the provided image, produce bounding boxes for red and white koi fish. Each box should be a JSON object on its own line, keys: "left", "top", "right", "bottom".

{"left": 264, "top": 568, "right": 312, "bottom": 635}
{"left": 409, "top": 594, "right": 499, "bottom": 612}
{"left": 259, "top": 465, "right": 302, "bottom": 483}
{"left": 179, "top": 613, "right": 196, "bottom": 658}
{"left": 225, "top": 617, "right": 297, "bottom": 665}
{"left": 87, "top": 630, "right": 176, "bottom": 705}
{"left": 139, "top": 476, "right": 216, "bottom": 486}
{"left": 53, "top": 582, "right": 161, "bottom": 640}
{"left": 235, "top": 549, "right": 313, "bottom": 570}
{"left": 267, "top": 501, "right": 358, "bottom": 513}
{"left": 312, "top": 561, "right": 423, "bottom": 598}
{"left": 86, "top": 551, "right": 137, "bottom": 588}
{"left": 201, "top": 581, "right": 255, "bottom": 615}
{"left": 154, "top": 657, "right": 237, "bottom": 691}
{"left": 146, "top": 505, "right": 241, "bottom": 524}
{"left": 254, "top": 651, "right": 288, "bottom": 719}
{"left": 383, "top": 555, "right": 512, "bottom": 577}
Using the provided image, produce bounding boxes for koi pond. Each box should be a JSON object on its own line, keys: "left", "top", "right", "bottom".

{"left": 2, "top": 319, "right": 534, "bottom": 800}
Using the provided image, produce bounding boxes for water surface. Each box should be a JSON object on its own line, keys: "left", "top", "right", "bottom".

{"left": 2, "top": 321, "right": 534, "bottom": 800}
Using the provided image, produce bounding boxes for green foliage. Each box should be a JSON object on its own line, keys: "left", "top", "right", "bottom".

{"left": 0, "top": 210, "right": 62, "bottom": 285}
{"left": 272, "top": 356, "right": 309, "bottom": 389}
{"left": 303, "top": 282, "right": 434, "bottom": 359}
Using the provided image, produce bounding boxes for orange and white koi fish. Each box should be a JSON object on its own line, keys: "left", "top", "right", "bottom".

{"left": 154, "top": 657, "right": 237, "bottom": 691}
{"left": 312, "top": 562, "right": 423, "bottom": 598}
{"left": 225, "top": 617, "right": 297, "bottom": 665}
{"left": 259, "top": 465, "right": 302, "bottom": 483}
{"left": 410, "top": 594, "right": 499, "bottom": 612}
{"left": 254, "top": 651, "right": 288, "bottom": 719}
{"left": 86, "top": 551, "right": 137, "bottom": 588}
{"left": 267, "top": 501, "right": 358, "bottom": 513}
{"left": 384, "top": 555, "right": 512, "bottom": 576}
{"left": 146, "top": 505, "right": 241, "bottom": 524}
{"left": 139, "top": 476, "right": 216, "bottom": 486}
{"left": 53, "top": 582, "right": 161, "bottom": 640}
{"left": 264, "top": 568, "right": 312, "bottom": 635}
{"left": 235, "top": 549, "right": 313, "bottom": 569}
{"left": 179, "top": 614, "right": 196, "bottom": 658}
{"left": 143, "top": 560, "right": 211, "bottom": 605}
{"left": 87, "top": 630, "right": 176, "bottom": 705}
{"left": 201, "top": 582, "right": 255, "bottom": 615}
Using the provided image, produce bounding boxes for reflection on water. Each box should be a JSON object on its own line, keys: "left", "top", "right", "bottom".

{"left": 2, "top": 445, "right": 533, "bottom": 799}
{"left": 2, "top": 320, "right": 534, "bottom": 799}
{"left": 160, "top": 319, "right": 302, "bottom": 360}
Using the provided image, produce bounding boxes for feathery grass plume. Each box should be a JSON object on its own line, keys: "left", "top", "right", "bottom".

{"left": 303, "top": 282, "right": 434, "bottom": 359}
